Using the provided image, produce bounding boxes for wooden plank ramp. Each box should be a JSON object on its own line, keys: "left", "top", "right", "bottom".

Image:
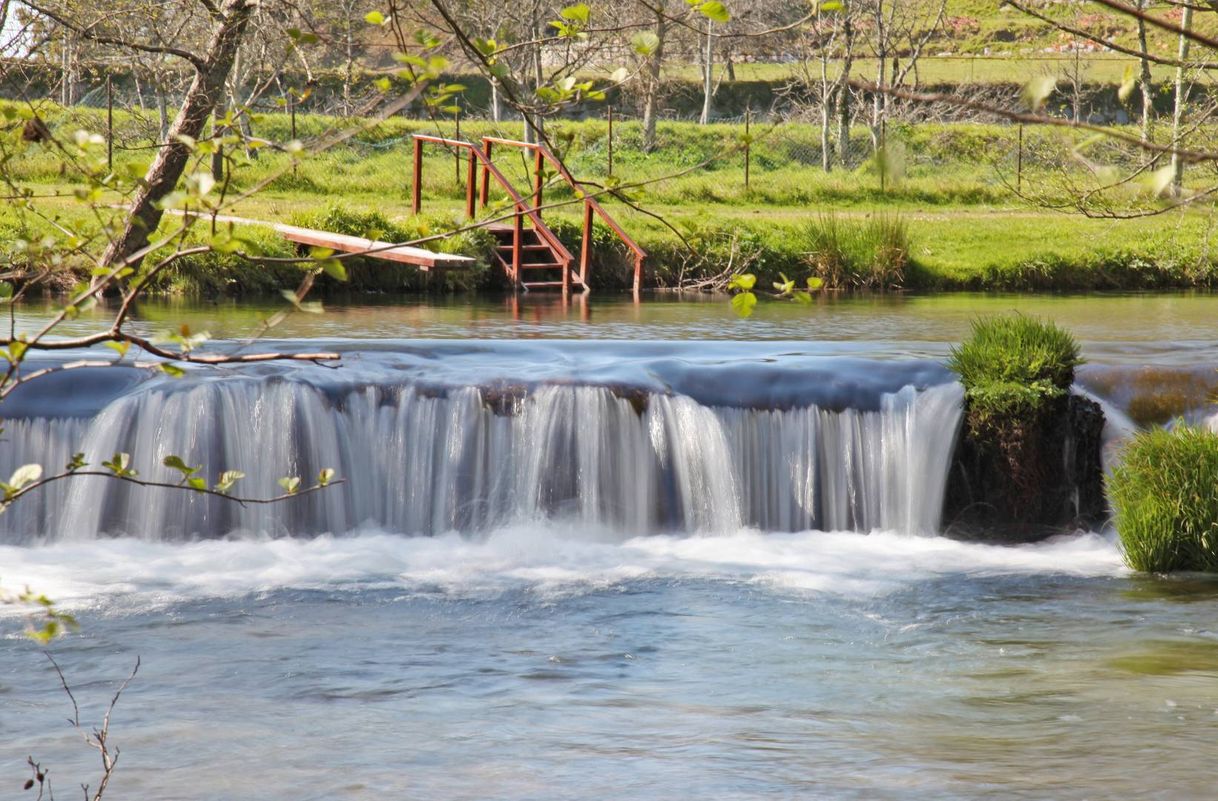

{"left": 177, "top": 212, "right": 474, "bottom": 271}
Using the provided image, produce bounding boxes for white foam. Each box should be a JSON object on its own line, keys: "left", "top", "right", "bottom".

{"left": 0, "top": 524, "right": 1127, "bottom": 615}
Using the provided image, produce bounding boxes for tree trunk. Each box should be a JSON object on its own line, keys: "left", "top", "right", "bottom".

{"left": 490, "top": 77, "right": 502, "bottom": 123}
{"left": 699, "top": 20, "right": 713, "bottom": 124}
{"left": 818, "top": 52, "right": 833, "bottom": 173}
{"left": 1137, "top": 0, "right": 1153, "bottom": 145}
{"left": 642, "top": 12, "right": 666, "bottom": 152}
{"left": 100, "top": 0, "right": 257, "bottom": 271}
{"left": 156, "top": 75, "right": 170, "bottom": 143}
{"left": 1170, "top": 4, "right": 1193, "bottom": 193}
{"left": 836, "top": 15, "right": 854, "bottom": 168}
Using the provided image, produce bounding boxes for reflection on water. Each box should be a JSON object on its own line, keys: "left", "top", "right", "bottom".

{"left": 11, "top": 290, "right": 1218, "bottom": 362}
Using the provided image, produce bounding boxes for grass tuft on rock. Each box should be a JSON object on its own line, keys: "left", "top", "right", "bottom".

{"left": 947, "top": 314, "right": 1082, "bottom": 419}
{"left": 1109, "top": 426, "right": 1218, "bottom": 573}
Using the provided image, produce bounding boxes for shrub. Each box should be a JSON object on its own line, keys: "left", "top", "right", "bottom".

{"left": 947, "top": 314, "right": 1081, "bottom": 419}
{"left": 798, "top": 214, "right": 910, "bottom": 289}
{"left": 1109, "top": 426, "right": 1218, "bottom": 573}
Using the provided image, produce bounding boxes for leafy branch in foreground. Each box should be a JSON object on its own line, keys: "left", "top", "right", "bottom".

{"left": 0, "top": 455, "right": 342, "bottom": 513}
{"left": 727, "top": 273, "right": 825, "bottom": 318}
{"left": 0, "top": 583, "right": 79, "bottom": 644}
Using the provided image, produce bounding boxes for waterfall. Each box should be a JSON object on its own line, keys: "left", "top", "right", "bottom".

{"left": 0, "top": 377, "right": 963, "bottom": 542}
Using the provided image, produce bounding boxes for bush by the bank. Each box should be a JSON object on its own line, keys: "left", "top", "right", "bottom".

{"left": 1109, "top": 426, "right": 1218, "bottom": 573}
{"left": 948, "top": 314, "right": 1081, "bottom": 421}
{"left": 801, "top": 215, "right": 910, "bottom": 289}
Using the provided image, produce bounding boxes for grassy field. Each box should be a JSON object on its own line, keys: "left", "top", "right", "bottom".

{"left": 667, "top": 55, "right": 1183, "bottom": 87}
{"left": 7, "top": 103, "right": 1218, "bottom": 293}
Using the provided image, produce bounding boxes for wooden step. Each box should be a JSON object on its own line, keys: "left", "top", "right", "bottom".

{"left": 517, "top": 262, "right": 564, "bottom": 270}
{"left": 495, "top": 244, "right": 552, "bottom": 252}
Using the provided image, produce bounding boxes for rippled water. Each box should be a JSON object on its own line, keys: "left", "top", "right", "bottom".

{"left": 3, "top": 291, "right": 1218, "bottom": 800}
{"left": 4, "top": 530, "right": 1218, "bottom": 801}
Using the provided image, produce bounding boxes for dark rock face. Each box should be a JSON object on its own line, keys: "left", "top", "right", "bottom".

{"left": 941, "top": 394, "right": 1107, "bottom": 543}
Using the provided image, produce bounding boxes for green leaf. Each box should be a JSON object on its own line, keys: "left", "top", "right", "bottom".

{"left": 104, "top": 340, "right": 131, "bottom": 358}
{"left": 730, "top": 291, "right": 757, "bottom": 318}
{"left": 320, "top": 259, "right": 348, "bottom": 282}
{"left": 163, "top": 455, "right": 201, "bottom": 477}
{"left": 318, "top": 468, "right": 336, "bottom": 487}
{"left": 560, "top": 3, "right": 590, "bottom": 23}
{"left": 186, "top": 477, "right": 207, "bottom": 491}
{"left": 697, "top": 0, "right": 730, "bottom": 22}
{"left": 7, "top": 340, "right": 27, "bottom": 363}
{"left": 0, "top": 281, "right": 13, "bottom": 301}
{"left": 1021, "top": 76, "right": 1057, "bottom": 112}
{"left": 727, "top": 273, "right": 756, "bottom": 291}
{"left": 631, "top": 31, "right": 660, "bottom": 56}
{"left": 65, "top": 453, "right": 86, "bottom": 472}
{"left": 215, "top": 470, "right": 246, "bottom": 494}
{"left": 102, "top": 452, "right": 136, "bottom": 477}
{"left": 278, "top": 476, "right": 301, "bottom": 495}
{"left": 1147, "top": 164, "right": 1175, "bottom": 198}
{"left": 806, "top": 276, "right": 825, "bottom": 291}
{"left": 1118, "top": 63, "right": 1137, "bottom": 104}
{"left": 364, "top": 10, "right": 386, "bottom": 24}
{"left": 818, "top": 0, "right": 843, "bottom": 11}
{"left": 160, "top": 362, "right": 186, "bottom": 378}
{"left": 8, "top": 463, "right": 42, "bottom": 491}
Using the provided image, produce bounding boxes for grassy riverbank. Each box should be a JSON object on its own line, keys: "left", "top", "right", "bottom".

{"left": 8, "top": 104, "right": 1218, "bottom": 294}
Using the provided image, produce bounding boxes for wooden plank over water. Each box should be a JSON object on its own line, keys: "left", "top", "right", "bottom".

{"left": 173, "top": 211, "right": 474, "bottom": 271}
{"left": 275, "top": 224, "right": 473, "bottom": 271}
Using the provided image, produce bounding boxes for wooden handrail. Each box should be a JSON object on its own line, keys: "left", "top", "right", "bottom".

{"left": 412, "top": 135, "right": 575, "bottom": 287}
{"left": 480, "top": 136, "right": 648, "bottom": 293}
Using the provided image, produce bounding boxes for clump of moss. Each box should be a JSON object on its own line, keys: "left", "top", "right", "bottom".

{"left": 947, "top": 314, "right": 1081, "bottom": 421}
{"left": 1109, "top": 426, "right": 1218, "bottom": 573}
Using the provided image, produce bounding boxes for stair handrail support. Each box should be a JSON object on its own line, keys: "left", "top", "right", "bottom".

{"left": 480, "top": 136, "right": 648, "bottom": 293}
{"left": 411, "top": 134, "right": 576, "bottom": 291}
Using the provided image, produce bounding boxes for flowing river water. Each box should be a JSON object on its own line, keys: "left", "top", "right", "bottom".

{"left": 2, "top": 292, "right": 1217, "bottom": 800}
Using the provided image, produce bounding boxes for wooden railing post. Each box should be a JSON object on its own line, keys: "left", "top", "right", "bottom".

{"left": 465, "top": 150, "right": 477, "bottom": 218}
{"left": 580, "top": 198, "right": 593, "bottom": 285}
{"left": 480, "top": 138, "right": 492, "bottom": 208}
{"left": 512, "top": 207, "right": 523, "bottom": 289}
{"left": 633, "top": 254, "right": 643, "bottom": 296}
{"left": 533, "top": 147, "right": 544, "bottom": 218}
{"left": 411, "top": 137, "right": 423, "bottom": 214}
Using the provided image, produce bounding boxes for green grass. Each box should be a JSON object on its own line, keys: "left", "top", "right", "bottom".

{"left": 947, "top": 315, "right": 1081, "bottom": 419}
{"left": 800, "top": 215, "right": 911, "bottom": 289}
{"left": 11, "top": 102, "right": 1218, "bottom": 294}
{"left": 1109, "top": 426, "right": 1218, "bottom": 573}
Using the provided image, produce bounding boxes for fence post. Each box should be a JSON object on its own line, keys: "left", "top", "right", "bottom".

{"left": 412, "top": 137, "right": 423, "bottom": 214}
{"left": 744, "top": 107, "right": 751, "bottom": 192}
{"left": 454, "top": 103, "right": 462, "bottom": 184}
{"left": 466, "top": 150, "right": 477, "bottom": 218}
{"left": 1017, "top": 123, "right": 1024, "bottom": 193}
{"left": 290, "top": 95, "right": 297, "bottom": 177}
{"left": 480, "top": 138, "right": 492, "bottom": 208}
{"left": 533, "top": 147, "right": 544, "bottom": 217}
{"left": 607, "top": 105, "right": 614, "bottom": 178}
{"left": 106, "top": 74, "right": 113, "bottom": 172}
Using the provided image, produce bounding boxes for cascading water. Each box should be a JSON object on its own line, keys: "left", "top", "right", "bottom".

{"left": 0, "top": 355, "right": 963, "bottom": 541}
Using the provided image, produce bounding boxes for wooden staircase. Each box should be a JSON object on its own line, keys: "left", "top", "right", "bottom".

{"left": 411, "top": 134, "right": 647, "bottom": 294}
{"left": 487, "top": 224, "right": 585, "bottom": 292}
